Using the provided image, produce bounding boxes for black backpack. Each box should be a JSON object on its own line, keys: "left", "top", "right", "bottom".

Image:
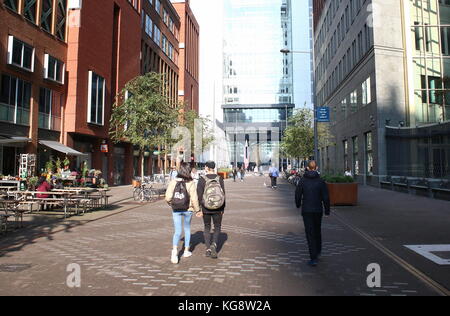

{"left": 171, "top": 181, "right": 190, "bottom": 211}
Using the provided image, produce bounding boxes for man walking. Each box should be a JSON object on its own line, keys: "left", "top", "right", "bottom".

{"left": 268, "top": 164, "right": 279, "bottom": 189}
{"left": 197, "top": 161, "right": 226, "bottom": 259}
{"left": 295, "top": 161, "right": 330, "bottom": 267}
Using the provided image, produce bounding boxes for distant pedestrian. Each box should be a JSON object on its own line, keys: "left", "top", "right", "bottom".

{"left": 344, "top": 167, "right": 352, "bottom": 177}
{"left": 269, "top": 164, "right": 279, "bottom": 189}
{"left": 191, "top": 168, "right": 200, "bottom": 185}
{"left": 233, "top": 168, "right": 237, "bottom": 182}
{"left": 165, "top": 163, "right": 201, "bottom": 264}
{"left": 197, "top": 161, "right": 226, "bottom": 259}
{"left": 295, "top": 161, "right": 331, "bottom": 267}
{"left": 169, "top": 166, "right": 178, "bottom": 181}
{"left": 240, "top": 167, "right": 245, "bottom": 182}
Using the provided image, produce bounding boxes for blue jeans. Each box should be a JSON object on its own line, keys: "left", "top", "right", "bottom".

{"left": 172, "top": 211, "right": 193, "bottom": 248}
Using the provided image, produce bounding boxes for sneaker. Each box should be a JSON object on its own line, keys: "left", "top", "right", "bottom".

{"left": 210, "top": 243, "right": 218, "bottom": 259}
{"left": 205, "top": 249, "right": 211, "bottom": 257}
{"left": 307, "top": 259, "right": 318, "bottom": 267}
{"left": 171, "top": 249, "right": 179, "bottom": 264}
{"left": 183, "top": 250, "right": 192, "bottom": 258}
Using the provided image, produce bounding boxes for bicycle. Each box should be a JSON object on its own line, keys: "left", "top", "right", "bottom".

{"left": 133, "top": 178, "right": 159, "bottom": 203}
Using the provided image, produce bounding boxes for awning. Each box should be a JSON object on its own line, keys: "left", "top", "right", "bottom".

{"left": 39, "top": 140, "right": 87, "bottom": 156}
{"left": 0, "top": 136, "right": 32, "bottom": 145}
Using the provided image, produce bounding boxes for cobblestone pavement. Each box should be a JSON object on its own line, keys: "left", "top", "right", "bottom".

{"left": 0, "top": 176, "right": 445, "bottom": 296}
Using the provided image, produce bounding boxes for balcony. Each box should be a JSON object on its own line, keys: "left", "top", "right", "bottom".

{"left": 0, "top": 103, "right": 30, "bottom": 126}
{"left": 38, "top": 113, "right": 61, "bottom": 131}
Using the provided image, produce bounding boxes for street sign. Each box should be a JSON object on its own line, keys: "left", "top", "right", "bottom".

{"left": 317, "top": 107, "right": 330, "bottom": 122}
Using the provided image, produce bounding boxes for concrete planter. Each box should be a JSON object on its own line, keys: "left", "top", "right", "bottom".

{"left": 326, "top": 182, "right": 358, "bottom": 206}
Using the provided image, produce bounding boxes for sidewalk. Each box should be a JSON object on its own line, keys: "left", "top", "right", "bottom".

{"left": 332, "top": 184, "right": 450, "bottom": 291}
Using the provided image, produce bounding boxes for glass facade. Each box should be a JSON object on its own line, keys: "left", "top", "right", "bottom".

{"left": 411, "top": 0, "right": 450, "bottom": 123}
{"left": 222, "top": 0, "right": 293, "bottom": 105}
{"left": 222, "top": 0, "right": 294, "bottom": 169}
{"left": 224, "top": 108, "right": 293, "bottom": 124}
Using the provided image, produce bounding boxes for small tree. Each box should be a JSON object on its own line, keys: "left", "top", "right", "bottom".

{"left": 110, "top": 72, "right": 179, "bottom": 181}
{"left": 281, "top": 108, "right": 315, "bottom": 163}
{"left": 182, "top": 108, "right": 215, "bottom": 162}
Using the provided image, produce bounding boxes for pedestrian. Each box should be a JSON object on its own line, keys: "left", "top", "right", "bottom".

{"left": 197, "top": 161, "right": 226, "bottom": 259}
{"left": 165, "top": 163, "right": 201, "bottom": 264}
{"left": 268, "top": 164, "right": 279, "bottom": 189}
{"left": 36, "top": 176, "right": 52, "bottom": 211}
{"left": 232, "top": 167, "right": 237, "bottom": 182}
{"left": 191, "top": 167, "right": 200, "bottom": 185}
{"left": 295, "top": 160, "right": 331, "bottom": 267}
{"left": 240, "top": 167, "right": 245, "bottom": 182}
{"left": 169, "top": 166, "right": 178, "bottom": 181}
{"left": 344, "top": 167, "right": 352, "bottom": 177}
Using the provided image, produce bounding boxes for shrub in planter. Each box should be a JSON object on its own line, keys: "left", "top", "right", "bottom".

{"left": 323, "top": 174, "right": 358, "bottom": 206}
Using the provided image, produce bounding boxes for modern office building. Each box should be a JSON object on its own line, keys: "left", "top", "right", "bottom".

{"left": 313, "top": 0, "right": 450, "bottom": 181}
{"left": 221, "top": 0, "right": 294, "bottom": 170}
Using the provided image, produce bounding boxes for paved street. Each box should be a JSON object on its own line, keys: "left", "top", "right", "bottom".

{"left": 0, "top": 176, "right": 449, "bottom": 296}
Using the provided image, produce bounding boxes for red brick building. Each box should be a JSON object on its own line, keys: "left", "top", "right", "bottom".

{"left": 172, "top": 0, "right": 199, "bottom": 113}
{"left": 64, "top": 0, "right": 141, "bottom": 185}
{"left": 0, "top": 0, "right": 68, "bottom": 177}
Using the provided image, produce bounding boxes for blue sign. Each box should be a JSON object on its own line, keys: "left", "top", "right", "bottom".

{"left": 317, "top": 107, "right": 330, "bottom": 122}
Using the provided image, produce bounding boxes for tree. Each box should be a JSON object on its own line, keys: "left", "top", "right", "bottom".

{"left": 110, "top": 72, "right": 179, "bottom": 181}
{"left": 281, "top": 108, "right": 315, "bottom": 163}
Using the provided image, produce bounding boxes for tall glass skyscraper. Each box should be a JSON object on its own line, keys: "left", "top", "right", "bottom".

{"left": 221, "top": 0, "right": 294, "bottom": 169}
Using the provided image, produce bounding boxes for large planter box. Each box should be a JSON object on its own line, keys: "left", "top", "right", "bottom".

{"left": 326, "top": 182, "right": 358, "bottom": 206}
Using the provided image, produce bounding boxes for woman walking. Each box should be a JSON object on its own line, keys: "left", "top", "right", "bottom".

{"left": 165, "top": 163, "right": 201, "bottom": 264}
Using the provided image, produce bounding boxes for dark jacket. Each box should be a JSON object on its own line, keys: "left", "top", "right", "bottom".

{"left": 295, "top": 171, "right": 331, "bottom": 215}
{"left": 197, "top": 174, "right": 226, "bottom": 214}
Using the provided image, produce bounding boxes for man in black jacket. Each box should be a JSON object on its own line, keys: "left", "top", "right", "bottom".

{"left": 197, "top": 161, "right": 226, "bottom": 259}
{"left": 295, "top": 161, "right": 331, "bottom": 267}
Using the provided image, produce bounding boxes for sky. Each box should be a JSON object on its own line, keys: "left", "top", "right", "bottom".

{"left": 189, "top": 0, "right": 313, "bottom": 121}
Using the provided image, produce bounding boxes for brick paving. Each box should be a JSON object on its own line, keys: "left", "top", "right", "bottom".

{"left": 0, "top": 176, "right": 446, "bottom": 296}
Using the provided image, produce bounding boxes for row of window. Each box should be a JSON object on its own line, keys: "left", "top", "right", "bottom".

{"left": 143, "top": 13, "right": 177, "bottom": 63}
{"left": 7, "top": 35, "right": 65, "bottom": 84}
{"left": 336, "top": 76, "right": 372, "bottom": 118}
{"left": 4, "top": 0, "right": 67, "bottom": 41}
{"left": 145, "top": 0, "right": 178, "bottom": 39}
{"left": 0, "top": 73, "right": 59, "bottom": 130}
{"left": 0, "top": 70, "right": 105, "bottom": 128}
{"left": 340, "top": 131, "right": 373, "bottom": 176}
{"left": 317, "top": 23, "right": 372, "bottom": 107}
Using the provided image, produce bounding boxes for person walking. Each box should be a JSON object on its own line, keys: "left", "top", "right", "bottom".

{"left": 295, "top": 160, "right": 331, "bottom": 267}
{"left": 169, "top": 166, "right": 178, "bottom": 181}
{"left": 240, "top": 167, "right": 245, "bottom": 182}
{"left": 197, "top": 161, "right": 226, "bottom": 259}
{"left": 268, "top": 164, "right": 280, "bottom": 189}
{"left": 232, "top": 167, "right": 237, "bottom": 182}
{"left": 165, "top": 163, "right": 201, "bottom": 264}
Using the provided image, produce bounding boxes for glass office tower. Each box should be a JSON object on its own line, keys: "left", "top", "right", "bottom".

{"left": 222, "top": 0, "right": 294, "bottom": 169}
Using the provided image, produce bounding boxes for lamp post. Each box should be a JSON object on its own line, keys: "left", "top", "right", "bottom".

{"left": 280, "top": 48, "right": 319, "bottom": 164}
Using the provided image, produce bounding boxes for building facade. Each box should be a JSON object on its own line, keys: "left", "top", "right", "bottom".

{"left": 313, "top": 0, "right": 450, "bottom": 181}
{"left": 172, "top": 0, "right": 199, "bottom": 113}
{"left": 0, "top": 0, "right": 69, "bottom": 177}
{"left": 221, "top": 0, "right": 294, "bottom": 170}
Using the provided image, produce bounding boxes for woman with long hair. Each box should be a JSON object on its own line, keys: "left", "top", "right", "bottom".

{"left": 165, "top": 163, "right": 201, "bottom": 264}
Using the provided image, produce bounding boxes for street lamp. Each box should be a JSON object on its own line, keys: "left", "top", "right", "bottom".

{"left": 280, "top": 48, "right": 319, "bottom": 164}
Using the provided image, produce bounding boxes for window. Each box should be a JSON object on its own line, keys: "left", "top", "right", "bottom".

{"left": 0, "top": 74, "right": 31, "bottom": 125}
{"left": 362, "top": 77, "right": 371, "bottom": 106}
{"left": 38, "top": 88, "right": 53, "bottom": 129}
{"left": 350, "top": 89, "right": 358, "bottom": 112}
{"left": 163, "top": 9, "right": 169, "bottom": 26}
{"left": 365, "top": 132, "right": 374, "bottom": 175}
{"left": 145, "top": 14, "right": 153, "bottom": 38}
{"left": 343, "top": 140, "right": 349, "bottom": 171}
{"left": 87, "top": 71, "right": 105, "bottom": 125}
{"left": 24, "top": 0, "right": 37, "bottom": 23}
{"left": 55, "top": 0, "right": 67, "bottom": 41}
{"left": 41, "top": 0, "right": 53, "bottom": 33}
{"left": 155, "top": 0, "right": 161, "bottom": 15}
{"left": 44, "top": 54, "right": 65, "bottom": 84}
{"left": 7, "top": 36, "right": 35, "bottom": 72}
{"left": 352, "top": 136, "right": 359, "bottom": 175}
{"left": 154, "top": 26, "right": 161, "bottom": 47}
{"left": 4, "top": 0, "right": 18, "bottom": 12}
